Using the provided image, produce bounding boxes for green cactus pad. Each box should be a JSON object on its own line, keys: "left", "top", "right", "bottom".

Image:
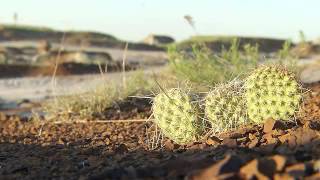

{"left": 205, "top": 82, "right": 247, "bottom": 131}
{"left": 152, "top": 88, "right": 202, "bottom": 145}
{"left": 245, "top": 66, "right": 302, "bottom": 123}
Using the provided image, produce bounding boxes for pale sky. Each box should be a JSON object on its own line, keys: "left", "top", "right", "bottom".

{"left": 0, "top": 0, "right": 319, "bottom": 42}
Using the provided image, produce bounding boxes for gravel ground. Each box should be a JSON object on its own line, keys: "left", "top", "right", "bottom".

{"left": 0, "top": 83, "right": 320, "bottom": 179}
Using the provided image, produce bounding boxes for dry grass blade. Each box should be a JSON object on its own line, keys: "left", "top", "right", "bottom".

{"left": 51, "top": 31, "right": 66, "bottom": 88}
{"left": 122, "top": 42, "right": 129, "bottom": 89}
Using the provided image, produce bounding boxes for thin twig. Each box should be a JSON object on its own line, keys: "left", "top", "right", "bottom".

{"left": 98, "top": 62, "right": 104, "bottom": 77}
{"left": 51, "top": 31, "right": 66, "bottom": 88}
{"left": 51, "top": 119, "right": 150, "bottom": 124}
{"left": 122, "top": 42, "right": 129, "bottom": 89}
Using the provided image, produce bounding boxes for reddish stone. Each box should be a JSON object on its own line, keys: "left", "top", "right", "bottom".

{"left": 248, "top": 138, "right": 259, "bottom": 148}
{"left": 206, "top": 136, "right": 222, "bottom": 146}
{"left": 263, "top": 119, "right": 287, "bottom": 134}
{"left": 287, "top": 135, "right": 297, "bottom": 149}
{"left": 294, "top": 127, "right": 318, "bottom": 146}
{"left": 279, "top": 134, "right": 291, "bottom": 144}
{"left": 164, "top": 140, "right": 176, "bottom": 150}
{"left": 188, "top": 155, "right": 243, "bottom": 180}
{"left": 263, "top": 118, "right": 277, "bottom": 133}
{"left": 270, "top": 155, "right": 287, "bottom": 171}
{"left": 240, "top": 158, "right": 276, "bottom": 179}
{"left": 274, "top": 173, "right": 295, "bottom": 180}
{"left": 285, "top": 163, "right": 306, "bottom": 178}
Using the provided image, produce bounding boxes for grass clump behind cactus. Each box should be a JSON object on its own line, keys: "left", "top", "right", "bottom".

{"left": 168, "top": 38, "right": 259, "bottom": 86}
{"left": 43, "top": 71, "right": 154, "bottom": 121}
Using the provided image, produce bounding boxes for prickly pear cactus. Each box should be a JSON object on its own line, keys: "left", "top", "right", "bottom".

{"left": 205, "top": 82, "right": 247, "bottom": 131}
{"left": 244, "top": 66, "right": 302, "bottom": 123}
{"left": 152, "top": 88, "right": 203, "bottom": 145}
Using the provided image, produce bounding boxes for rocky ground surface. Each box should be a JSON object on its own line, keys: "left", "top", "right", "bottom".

{"left": 0, "top": 82, "right": 319, "bottom": 179}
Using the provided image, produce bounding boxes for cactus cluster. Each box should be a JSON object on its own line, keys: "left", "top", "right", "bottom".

{"left": 244, "top": 66, "right": 302, "bottom": 123}
{"left": 205, "top": 82, "right": 247, "bottom": 131}
{"left": 152, "top": 66, "right": 303, "bottom": 144}
{"left": 152, "top": 88, "right": 203, "bottom": 145}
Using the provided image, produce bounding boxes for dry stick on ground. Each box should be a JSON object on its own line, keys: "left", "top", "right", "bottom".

{"left": 122, "top": 42, "right": 129, "bottom": 89}
{"left": 51, "top": 119, "right": 149, "bottom": 124}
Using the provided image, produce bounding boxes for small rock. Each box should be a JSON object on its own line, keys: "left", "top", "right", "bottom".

{"left": 240, "top": 158, "right": 276, "bottom": 179}
{"left": 229, "top": 132, "right": 244, "bottom": 139}
{"left": 206, "top": 136, "right": 222, "bottom": 146}
{"left": 306, "top": 121, "right": 320, "bottom": 131}
{"left": 273, "top": 129, "right": 286, "bottom": 137}
{"left": 114, "top": 144, "right": 128, "bottom": 154}
{"left": 104, "top": 138, "right": 111, "bottom": 145}
{"left": 274, "top": 173, "right": 295, "bottom": 180}
{"left": 240, "top": 159, "right": 267, "bottom": 179}
{"left": 189, "top": 155, "right": 243, "bottom": 179}
{"left": 263, "top": 119, "right": 286, "bottom": 133}
{"left": 263, "top": 118, "right": 277, "bottom": 133}
{"left": 295, "top": 127, "right": 318, "bottom": 146}
{"left": 222, "top": 138, "right": 237, "bottom": 148}
{"left": 270, "top": 155, "right": 287, "bottom": 172}
{"left": 279, "top": 133, "right": 291, "bottom": 144}
{"left": 164, "top": 140, "right": 175, "bottom": 150}
{"left": 258, "top": 143, "right": 278, "bottom": 154}
{"left": 95, "top": 140, "right": 105, "bottom": 146}
{"left": 248, "top": 138, "right": 259, "bottom": 148}
{"left": 57, "top": 138, "right": 65, "bottom": 145}
{"left": 285, "top": 163, "right": 306, "bottom": 178}
{"left": 287, "top": 135, "right": 297, "bottom": 149}
{"left": 248, "top": 133, "right": 256, "bottom": 140}
{"left": 262, "top": 132, "right": 274, "bottom": 143}
{"left": 188, "top": 143, "right": 207, "bottom": 150}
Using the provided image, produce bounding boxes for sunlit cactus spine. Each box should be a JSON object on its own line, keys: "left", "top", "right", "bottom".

{"left": 244, "top": 66, "right": 302, "bottom": 123}
{"left": 152, "top": 88, "right": 203, "bottom": 145}
{"left": 205, "top": 81, "right": 247, "bottom": 132}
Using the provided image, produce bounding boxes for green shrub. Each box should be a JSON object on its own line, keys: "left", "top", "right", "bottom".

{"left": 168, "top": 38, "right": 259, "bottom": 86}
